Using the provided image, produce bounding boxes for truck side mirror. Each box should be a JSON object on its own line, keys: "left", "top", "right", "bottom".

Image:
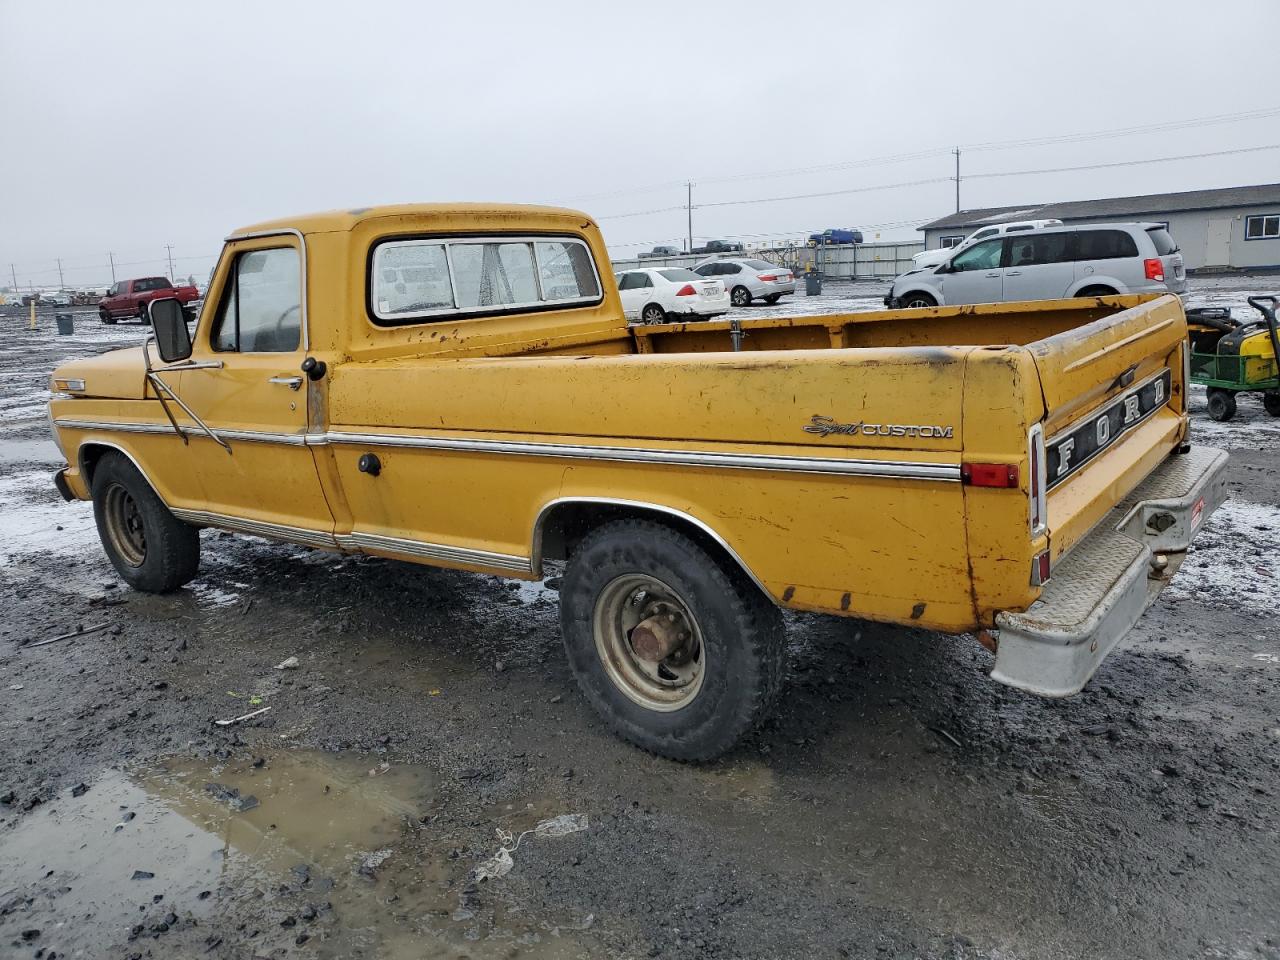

{"left": 150, "top": 297, "right": 192, "bottom": 363}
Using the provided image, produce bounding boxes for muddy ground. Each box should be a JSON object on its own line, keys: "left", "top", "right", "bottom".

{"left": 1, "top": 278, "right": 1279, "bottom": 960}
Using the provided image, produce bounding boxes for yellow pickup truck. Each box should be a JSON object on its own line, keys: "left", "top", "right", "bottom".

{"left": 47, "top": 204, "right": 1228, "bottom": 760}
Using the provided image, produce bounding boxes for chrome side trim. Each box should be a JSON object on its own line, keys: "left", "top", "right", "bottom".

{"left": 54, "top": 419, "right": 307, "bottom": 446}
{"left": 335, "top": 530, "right": 532, "bottom": 573}
{"left": 530, "top": 496, "right": 770, "bottom": 597}
{"left": 170, "top": 508, "right": 337, "bottom": 549}
{"left": 320, "top": 431, "right": 961, "bottom": 482}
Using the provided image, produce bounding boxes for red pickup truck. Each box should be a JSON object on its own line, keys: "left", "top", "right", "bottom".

{"left": 98, "top": 277, "right": 200, "bottom": 324}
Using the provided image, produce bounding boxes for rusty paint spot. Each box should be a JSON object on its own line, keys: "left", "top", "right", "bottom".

{"left": 782, "top": 586, "right": 795, "bottom": 603}
{"left": 910, "top": 602, "right": 926, "bottom": 620}
{"left": 976, "top": 629, "right": 998, "bottom": 653}
{"left": 840, "top": 592, "right": 851, "bottom": 611}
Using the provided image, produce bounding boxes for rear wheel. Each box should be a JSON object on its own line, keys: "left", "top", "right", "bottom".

{"left": 91, "top": 452, "right": 200, "bottom": 592}
{"left": 901, "top": 291, "right": 937, "bottom": 309}
{"left": 641, "top": 303, "right": 666, "bottom": 325}
{"left": 137, "top": 302, "right": 150, "bottom": 324}
{"left": 1263, "top": 391, "right": 1280, "bottom": 417}
{"left": 559, "top": 519, "right": 786, "bottom": 761}
{"left": 99, "top": 309, "right": 115, "bottom": 325}
{"left": 730, "top": 286, "right": 752, "bottom": 307}
{"left": 1206, "top": 388, "right": 1237, "bottom": 422}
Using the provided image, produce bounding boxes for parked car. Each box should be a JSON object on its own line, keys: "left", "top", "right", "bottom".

{"left": 886, "top": 223, "right": 1186, "bottom": 309}
{"left": 48, "top": 203, "right": 1225, "bottom": 761}
{"left": 99, "top": 277, "right": 200, "bottom": 324}
{"left": 638, "top": 245, "right": 681, "bottom": 259}
{"left": 693, "top": 258, "right": 795, "bottom": 306}
{"left": 615, "top": 267, "right": 729, "bottom": 324}
{"left": 692, "top": 239, "right": 743, "bottom": 255}
{"left": 912, "top": 219, "right": 1065, "bottom": 270}
{"left": 809, "top": 228, "right": 863, "bottom": 245}
{"left": 43, "top": 290, "right": 74, "bottom": 306}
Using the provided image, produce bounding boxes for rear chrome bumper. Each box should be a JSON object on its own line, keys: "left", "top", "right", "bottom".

{"left": 991, "top": 446, "right": 1229, "bottom": 698}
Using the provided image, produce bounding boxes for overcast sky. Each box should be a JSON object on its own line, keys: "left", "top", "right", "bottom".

{"left": 2, "top": 0, "right": 1278, "bottom": 289}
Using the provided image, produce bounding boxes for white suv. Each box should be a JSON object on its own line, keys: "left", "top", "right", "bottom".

{"left": 912, "top": 219, "right": 1064, "bottom": 269}
{"left": 887, "top": 222, "right": 1186, "bottom": 309}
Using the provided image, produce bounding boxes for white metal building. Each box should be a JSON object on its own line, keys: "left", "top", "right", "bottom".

{"left": 919, "top": 183, "right": 1280, "bottom": 272}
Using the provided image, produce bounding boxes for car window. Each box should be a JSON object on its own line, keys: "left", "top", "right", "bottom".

{"left": 658, "top": 269, "right": 701, "bottom": 282}
{"left": 1008, "top": 233, "right": 1074, "bottom": 267}
{"left": 1075, "top": 230, "right": 1140, "bottom": 260}
{"left": 618, "top": 272, "right": 643, "bottom": 291}
{"left": 693, "top": 265, "right": 712, "bottom": 276}
{"left": 535, "top": 240, "right": 601, "bottom": 301}
{"left": 971, "top": 228, "right": 997, "bottom": 241}
{"left": 375, "top": 242, "right": 453, "bottom": 316}
{"left": 949, "top": 238, "right": 1004, "bottom": 272}
{"left": 1005, "top": 225, "right": 1032, "bottom": 233}
{"left": 451, "top": 242, "right": 539, "bottom": 309}
{"left": 1146, "top": 228, "right": 1179, "bottom": 255}
{"left": 722, "top": 263, "right": 741, "bottom": 274}
{"left": 212, "top": 247, "right": 301, "bottom": 353}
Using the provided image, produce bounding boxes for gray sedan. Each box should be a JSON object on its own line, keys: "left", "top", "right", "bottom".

{"left": 693, "top": 258, "right": 796, "bottom": 306}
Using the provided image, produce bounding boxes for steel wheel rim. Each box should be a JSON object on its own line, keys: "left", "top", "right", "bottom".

{"left": 103, "top": 482, "right": 146, "bottom": 566}
{"left": 592, "top": 573, "right": 706, "bottom": 712}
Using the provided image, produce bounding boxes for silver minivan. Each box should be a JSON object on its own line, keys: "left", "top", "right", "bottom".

{"left": 886, "top": 222, "right": 1186, "bottom": 309}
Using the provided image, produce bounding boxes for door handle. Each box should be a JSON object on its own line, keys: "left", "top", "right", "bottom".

{"left": 268, "top": 376, "right": 304, "bottom": 391}
{"left": 985, "top": 272, "right": 1001, "bottom": 278}
{"left": 1007, "top": 270, "right": 1022, "bottom": 276}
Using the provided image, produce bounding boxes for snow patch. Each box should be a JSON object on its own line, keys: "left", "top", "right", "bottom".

{"left": 1164, "top": 498, "right": 1280, "bottom": 617}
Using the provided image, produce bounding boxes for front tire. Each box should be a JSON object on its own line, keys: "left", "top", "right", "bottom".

{"left": 641, "top": 303, "right": 666, "bottom": 325}
{"left": 900, "top": 291, "right": 937, "bottom": 309}
{"left": 559, "top": 519, "right": 786, "bottom": 761}
{"left": 730, "top": 286, "right": 752, "bottom": 307}
{"left": 91, "top": 452, "right": 200, "bottom": 592}
{"left": 99, "top": 309, "right": 116, "bottom": 325}
{"left": 1206, "top": 388, "right": 1237, "bottom": 422}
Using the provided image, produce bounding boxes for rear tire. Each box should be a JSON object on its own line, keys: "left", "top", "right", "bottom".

{"left": 91, "top": 452, "right": 200, "bottom": 592}
{"left": 137, "top": 303, "right": 150, "bottom": 324}
{"left": 730, "top": 286, "right": 752, "bottom": 307}
{"left": 641, "top": 303, "right": 666, "bottom": 325}
{"left": 764, "top": 294, "right": 781, "bottom": 304}
{"left": 1263, "top": 391, "right": 1280, "bottom": 417}
{"left": 901, "top": 291, "right": 937, "bottom": 309}
{"left": 559, "top": 519, "right": 786, "bottom": 761}
{"left": 1206, "top": 388, "right": 1237, "bottom": 422}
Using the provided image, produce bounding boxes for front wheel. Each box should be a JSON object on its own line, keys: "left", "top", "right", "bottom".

{"left": 900, "top": 291, "right": 937, "bottom": 309}
{"left": 559, "top": 519, "right": 786, "bottom": 761}
{"left": 91, "top": 452, "right": 200, "bottom": 592}
{"left": 99, "top": 309, "right": 116, "bottom": 325}
{"left": 730, "top": 286, "right": 752, "bottom": 307}
{"left": 1263, "top": 391, "right": 1280, "bottom": 417}
{"left": 641, "top": 303, "right": 666, "bottom": 325}
{"left": 1206, "top": 388, "right": 1237, "bottom": 422}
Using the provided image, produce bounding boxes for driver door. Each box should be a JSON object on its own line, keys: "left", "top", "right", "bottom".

{"left": 169, "top": 237, "right": 333, "bottom": 539}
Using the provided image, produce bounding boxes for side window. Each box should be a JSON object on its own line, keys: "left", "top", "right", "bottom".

{"left": 1009, "top": 233, "right": 1074, "bottom": 267}
{"left": 971, "top": 228, "right": 997, "bottom": 242}
{"left": 639, "top": 274, "right": 653, "bottom": 289}
{"left": 723, "top": 263, "right": 741, "bottom": 274}
{"left": 211, "top": 247, "right": 301, "bottom": 353}
{"left": 1245, "top": 214, "right": 1280, "bottom": 240}
{"left": 1075, "top": 230, "right": 1139, "bottom": 260}
{"left": 618, "top": 272, "right": 642, "bottom": 291}
{"left": 693, "top": 265, "right": 711, "bottom": 276}
{"left": 949, "top": 238, "right": 1004, "bottom": 272}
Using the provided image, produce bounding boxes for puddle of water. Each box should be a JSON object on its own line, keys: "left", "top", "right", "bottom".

{"left": 0, "top": 750, "right": 595, "bottom": 958}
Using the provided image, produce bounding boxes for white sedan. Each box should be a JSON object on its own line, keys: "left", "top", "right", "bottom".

{"left": 615, "top": 268, "right": 729, "bottom": 324}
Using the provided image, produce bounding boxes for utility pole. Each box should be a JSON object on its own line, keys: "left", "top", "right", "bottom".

{"left": 9, "top": 263, "right": 17, "bottom": 293}
{"left": 108, "top": 252, "right": 116, "bottom": 283}
{"left": 56, "top": 258, "right": 65, "bottom": 289}
{"left": 164, "top": 244, "right": 175, "bottom": 282}
{"left": 952, "top": 147, "right": 961, "bottom": 213}
{"left": 686, "top": 181, "right": 693, "bottom": 253}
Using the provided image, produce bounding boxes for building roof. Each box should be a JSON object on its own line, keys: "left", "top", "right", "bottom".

{"left": 920, "top": 182, "right": 1280, "bottom": 232}
{"left": 229, "top": 202, "right": 592, "bottom": 238}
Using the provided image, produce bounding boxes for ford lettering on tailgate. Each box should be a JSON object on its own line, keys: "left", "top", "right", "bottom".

{"left": 1046, "top": 369, "right": 1171, "bottom": 488}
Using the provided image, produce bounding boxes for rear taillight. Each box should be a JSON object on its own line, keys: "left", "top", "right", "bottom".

{"left": 675, "top": 284, "right": 697, "bottom": 296}
{"left": 1144, "top": 258, "right": 1164, "bottom": 282}
{"left": 1028, "top": 423, "right": 1047, "bottom": 535}
{"left": 758, "top": 274, "right": 778, "bottom": 282}
{"left": 960, "top": 462, "right": 1019, "bottom": 487}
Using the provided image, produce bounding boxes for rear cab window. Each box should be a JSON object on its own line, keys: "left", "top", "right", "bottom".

{"left": 370, "top": 235, "right": 602, "bottom": 324}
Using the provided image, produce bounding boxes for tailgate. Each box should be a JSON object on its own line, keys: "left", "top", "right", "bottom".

{"left": 1027, "top": 294, "right": 1189, "bottom": 559}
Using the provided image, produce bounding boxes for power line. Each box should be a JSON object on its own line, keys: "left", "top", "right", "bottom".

{"left": 964, "top": 143, "right": 1280, "bottom": 181}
